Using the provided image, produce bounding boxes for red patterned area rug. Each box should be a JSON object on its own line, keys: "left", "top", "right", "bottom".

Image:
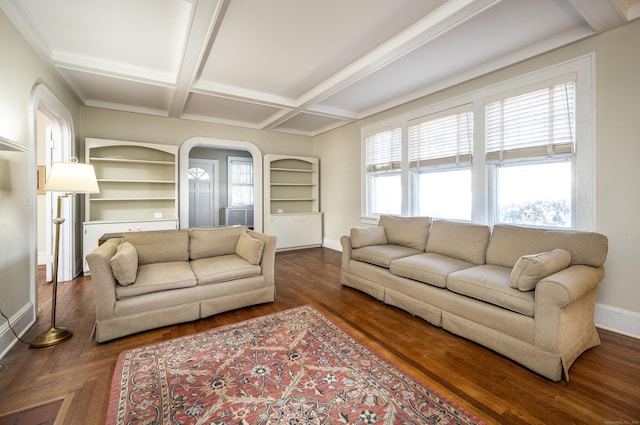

{"left": 107, "top": 305, "right": 484, "bottom": 424}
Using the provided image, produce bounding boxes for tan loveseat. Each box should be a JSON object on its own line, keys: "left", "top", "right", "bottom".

{"left": 86, "top": 226, "right": 276, "bottom": 343}
{"left": 340, "top": 215, "right": 608, "bottom": 381}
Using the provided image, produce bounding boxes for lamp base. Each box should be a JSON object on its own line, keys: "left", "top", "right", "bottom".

{"left": 29, "top": 326, "right": 73, "bottom": 348}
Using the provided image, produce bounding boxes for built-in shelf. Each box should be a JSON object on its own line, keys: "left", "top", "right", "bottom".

{"left": 90, "top": 157, "right": 174, "bottom": 165}
{"left": 264, "top": 154, "right": 321, "bottom": 250}
{"left": 90, "top": 197, "right": 175, "bottom": 201}
{"left": 85, "top": 138, "right": 178, "bottom": 222}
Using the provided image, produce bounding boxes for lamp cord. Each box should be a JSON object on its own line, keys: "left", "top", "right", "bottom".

{"left": 0, "top": 308, "right": 29, "bottom": 345}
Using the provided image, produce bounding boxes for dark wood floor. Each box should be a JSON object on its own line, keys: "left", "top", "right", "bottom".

{"left": 0, "top": 248, "right": 638, "bottom": 424}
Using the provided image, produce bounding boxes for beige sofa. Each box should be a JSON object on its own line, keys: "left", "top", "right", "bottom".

{"left": 340, "top": 215, "right": 608, "bottom": 381}
{"left": 86, "top": 226, "right": 276, "bottom": 343}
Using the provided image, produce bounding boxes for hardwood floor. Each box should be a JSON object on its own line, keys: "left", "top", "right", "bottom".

{"left": 0, "top": 247, "right": 638, "bottom": 424}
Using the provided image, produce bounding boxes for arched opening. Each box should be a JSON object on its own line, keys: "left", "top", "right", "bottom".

{"left": 30, "top": 84, "right": 75, "bottom": 290}
{"left": 179, "top": 137, "right": 263, "bottom": 231}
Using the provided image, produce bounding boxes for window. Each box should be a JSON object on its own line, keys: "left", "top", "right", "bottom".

{"left": 188, "top": 167, "right": 210, "bottom": 181}
{"left": 228, "top": 156, "right": 253, "bottom": 207}
{"left": 486, "top": 80, "right": 576, "bottom": 228}
{"left": 409, "top": 106, "right": 473, "bottom": 220}
{"left": 361, "top": 55, "right": 594, "bottom": 230}
{"left": 495, "top": 160, "right": 571, "bottom": 227}
{"left": 365, "top": 126, "right": 402, "bottom": 215}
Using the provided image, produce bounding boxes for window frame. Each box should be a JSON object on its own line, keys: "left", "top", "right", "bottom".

{"left": 361, "top": 54, "right": 595, "bottom": 231}
{"left": 227, "top": 155, "right": 254, "bottom": 208}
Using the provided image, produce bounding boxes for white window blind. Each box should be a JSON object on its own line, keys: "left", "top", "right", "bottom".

{"left": 365, "top": 127, "right": 402, "bottom": 172}
{"left": 408, "top": 106, "right": 473, "bottom": 168}
{"left": 486, "top": 80, "right": 575, "bottom": 162}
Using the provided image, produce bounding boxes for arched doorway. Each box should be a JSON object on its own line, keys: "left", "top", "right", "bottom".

{"left": 30, "top": 84, "right": 75, "bottom": 286}
{"left": 179, "top": 137, "right": 263, "bottom": 231}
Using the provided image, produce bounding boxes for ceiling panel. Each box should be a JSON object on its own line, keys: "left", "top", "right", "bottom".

{"left": 2, "top": 0, "right": 634, "bottom": 136}
{"left": 14, "top": 0, "right": 194, "bottom": 80}
{"left": 273, "top": 113, "right": 349, "bottom": 135}
{"left": 197, "top": 0, "right": 444, "bottom": 99}
{"left": 59, "top": 69, "right": 175, "bottom": 115}
{"left": 317, "top": 0, "right": 595, "bottom": 115}
{"left": 182, "top": 92, "right": 284, "bottom": 126}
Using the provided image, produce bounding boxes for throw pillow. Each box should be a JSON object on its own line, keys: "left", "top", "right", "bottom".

{"left": 510, "top": 248, "right": 572, "bottom": 291}
{"left": 110, "top": 241, "right": 138, "bottom": 286}
{"left": 235, "top": 232, "right": 265, "bottom": 265}
{"left": 350, "top": 226, "right": 387, "bottom": 248}
{"left": 378, "top": 215, "right": 431, "bottom": 251}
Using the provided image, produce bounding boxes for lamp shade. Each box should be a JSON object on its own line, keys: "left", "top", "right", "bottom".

{"left": 45, "top": 158, "right": 100, "bottom": 194}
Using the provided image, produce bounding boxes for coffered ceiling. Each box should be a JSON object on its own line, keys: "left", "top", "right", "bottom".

{"left": 2, "top": 0, "right": 638, "bottom": 136}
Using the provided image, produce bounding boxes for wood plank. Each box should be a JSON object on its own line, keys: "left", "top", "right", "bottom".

{"left": 0, "top": 247, "right": 638, "bottom": 424}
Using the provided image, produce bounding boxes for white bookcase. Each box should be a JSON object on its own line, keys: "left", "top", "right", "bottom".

{"left": 85, "top": 138, "right": 178, "bottom": 221}
{"left": 264, "top": 154, "right": 322, "bottom": 250}
{"left": 82, "top": 138, "right": 179, "bottom": 273}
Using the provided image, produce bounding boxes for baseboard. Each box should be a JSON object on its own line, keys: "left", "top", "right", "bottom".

{"left": 0, "top": 303, "right": 35, "bottom": 361}
{"left": 322, "top": 237, "right": 342, "bottom": 252}
{"left": 38, "top": 252, "right": 47, "bottom": 266}
{"left": 595, "top": 303, "right": 640, "bottom": 339}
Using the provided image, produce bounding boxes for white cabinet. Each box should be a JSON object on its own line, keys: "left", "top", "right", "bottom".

{"left": 264, "top": 154, "right": 321, "bottom": 250}
{"left": 82, "top": 219, "right": 178, "bottom": 274}
{"left": 270, "top": 213, "right": 322, "bottom": 250}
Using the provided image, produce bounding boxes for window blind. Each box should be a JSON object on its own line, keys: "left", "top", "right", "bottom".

{"left": 365, "top": 127, "right": 402, "bottom": 172}
{"left": 486, "top": 80, "right": 575, "bottom": 162}
{"left": 408, "top": 105, "right": 473, "bottom": 168}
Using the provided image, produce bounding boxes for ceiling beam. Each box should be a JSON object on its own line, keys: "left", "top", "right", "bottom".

{"left": 567, "top": 0, "right": 627, "bottom": 32}
{"left": 168, "top": 0, "right": 229, "bottom": 118}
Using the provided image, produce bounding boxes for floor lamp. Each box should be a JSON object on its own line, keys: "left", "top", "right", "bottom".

{"left": 30, "top": 157, "right": 99, "bottom": 348}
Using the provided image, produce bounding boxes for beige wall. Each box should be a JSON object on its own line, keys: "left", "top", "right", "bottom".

{"left": 315, "top": 20, "right": 640, "bottom": 318}
{"left": 78, "top": 108, "right": 313, "bottom": 157}
{"left": 0, "top": 9, "right": 81, "bottom": 341}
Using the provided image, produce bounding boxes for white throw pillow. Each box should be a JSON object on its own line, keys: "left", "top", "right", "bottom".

{"left": 510, "top": 248, "right": 571, "bottom": 291}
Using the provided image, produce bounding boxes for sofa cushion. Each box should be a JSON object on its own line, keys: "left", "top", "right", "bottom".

{"left": 447, "top": 265, "right": 535, "bottom": 317}
{"left": 350, "top": 226, "right": 387, "bottom": 248}
{"left": 390, "top": 253, "right": 475, "bottom": 288}
{"left": 486, "top": 225, "right": 608, "bottom": 268}
{"left": 235, "top": 232, "right": 265, "bottom": 265}
{"left": 510, "top": 249, "right": 572, "bottom": 291}
{"left": 123, "top": 230, "right": 190, "bottom": 265}
{"left": 378, "top": 215, "right": 431, "bottom": 251}
{"left": 190, "top": 226, "right": 246, "bottom": 260}
{"left": 115, "top": 262, "right": 197, "bottom": 299}
{"left": 426, "top": 220, "right": 490, "bottom": 265}
{"left": 110, "top": 241, "right": 138, "bottom": 286}
{"left": 352, "top": 245, "right": 423, "bottom": 268}
{"left": 191, "top": 255, "right": 262, "bottom": 285}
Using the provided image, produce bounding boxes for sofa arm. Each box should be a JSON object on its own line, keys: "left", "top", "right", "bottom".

{"left": 248, "top": 229, "right": 276, "bottom": 287}
{"left": 536, "top": 265, "right": 604, "bottom": 308}
{"left": 340, "top": 235, "right": 353, "bottom": 273}
{"left": 534, "top": 265, "right": 605, "bottom": 376}
{"left": 86, "top": 238, "right": 121, "bottom": 321}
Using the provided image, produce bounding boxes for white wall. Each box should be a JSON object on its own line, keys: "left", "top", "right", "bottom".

{"left": 0, "top": 8, "right": 81, "bottom": 357}
{"left": 315, "top": 20, "right": 640, "bottom": 337}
